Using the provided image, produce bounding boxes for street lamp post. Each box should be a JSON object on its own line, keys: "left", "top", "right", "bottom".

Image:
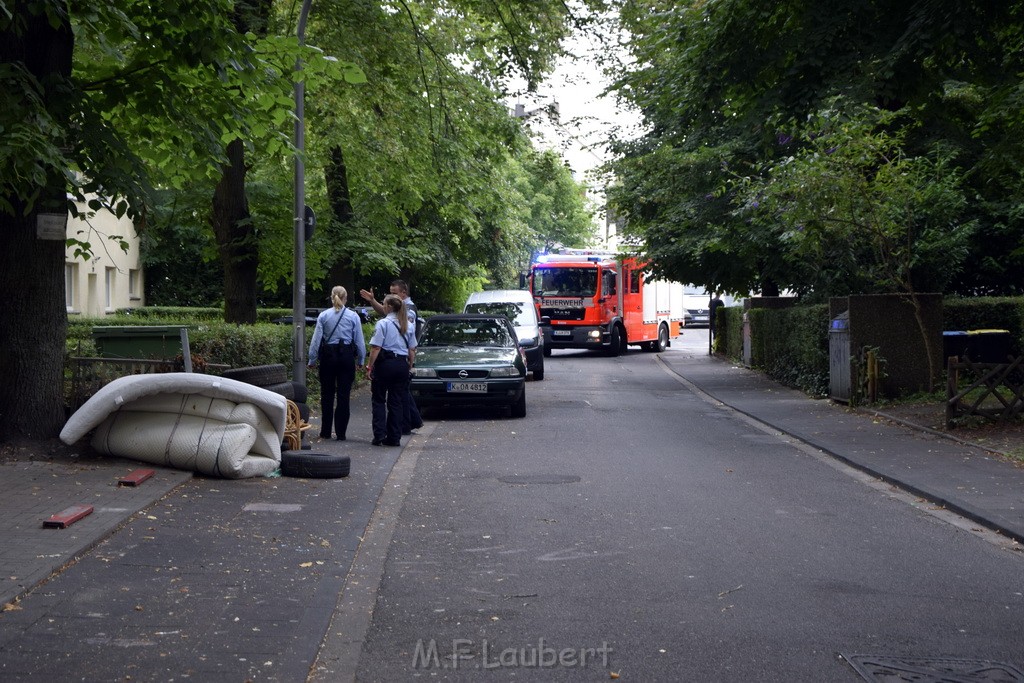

{"left": 292, "top": 0, "right": 313, "bottom": 386}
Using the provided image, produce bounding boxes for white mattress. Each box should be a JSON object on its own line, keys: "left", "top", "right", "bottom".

{"left": 60, "top": 373, "right": 288, "bottom": 479}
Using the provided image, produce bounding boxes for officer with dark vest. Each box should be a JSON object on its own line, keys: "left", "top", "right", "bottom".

{"left": 365, "top": 294, "right": 417, "bottom": 446}
{"left": 308, "top": 286, "right": 366, "bottom": 440}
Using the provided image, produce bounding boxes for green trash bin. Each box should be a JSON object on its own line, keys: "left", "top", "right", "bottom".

{"left": 91, "top": 326, "right": 187, "bottom": 360}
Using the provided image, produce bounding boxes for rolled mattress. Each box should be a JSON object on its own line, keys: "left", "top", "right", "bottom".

{"left": 60, "top": 373, "right": 288, "bottom": 479}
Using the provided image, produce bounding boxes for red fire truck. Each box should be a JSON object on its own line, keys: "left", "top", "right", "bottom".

{"left": 529, "top": 250, "right": 686, "bottom": 356}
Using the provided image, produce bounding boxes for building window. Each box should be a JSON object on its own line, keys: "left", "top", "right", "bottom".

{"left": 65, "top": 263, "right": 77, "bottom": 311}
{"left": 105, "top": 267, "right": 115, "bottom": 310}
{"left": 128, "top": 268, "right": 140, "bottom": 300}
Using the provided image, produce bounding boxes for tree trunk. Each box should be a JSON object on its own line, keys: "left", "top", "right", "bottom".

{"left": 209, "top": 1, "right": 274, "bottom": 325}
{"left": 0, "top": 212, "right": 69, "bottom": 441}
{"left": 0, "top": 3, "right": 74, "bottom": 441}
{"left": 212, "top": 138, "right": 258, "bottom": 324}
{"left": 325, "top": 145, "right": 357, "bottom": 297}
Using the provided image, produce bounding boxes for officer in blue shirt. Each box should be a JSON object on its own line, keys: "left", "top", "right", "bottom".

{"left": 308, "top": 286, "right": 366, "bottom": 441}
{"left": 360, "top": 279, "right": 423, "bottom": 434}
{"left": 365, "top": 294, "right": 417, "bottom": 446}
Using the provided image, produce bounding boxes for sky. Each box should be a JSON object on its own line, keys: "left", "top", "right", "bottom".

{"left": 506, "top": 32, "right": 645, "bottom": 245}
{"left": 512, "top": 33, "right": 642, "bottom": 174}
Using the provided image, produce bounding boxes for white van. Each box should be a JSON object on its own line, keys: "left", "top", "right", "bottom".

{"left": 464, "top": 289, "right": 545, "bottom": 380}
{"left": 682, "top": 286, "right": 736, "bottom": 327}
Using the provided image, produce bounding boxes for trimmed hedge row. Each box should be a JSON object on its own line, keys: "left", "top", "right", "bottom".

{"left": 113, "top": 306, "right": 313, "bottom": 324}
{"left": 65, "top": 314, "right": 381, "bottom": 410}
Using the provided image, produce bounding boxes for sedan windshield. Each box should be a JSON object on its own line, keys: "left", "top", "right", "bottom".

{"left": 421, "top": 320, "right": 515, "bottom": 348}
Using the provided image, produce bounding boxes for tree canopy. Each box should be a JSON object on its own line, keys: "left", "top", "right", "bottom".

{"left": 0, "top": 0, "right": 605, "bottom": 439}
{"left": 606, "top": 0, "right": 1024, "bottom": 298}
{"left": 142, "top": 0, "right": 603, "bottom": 312}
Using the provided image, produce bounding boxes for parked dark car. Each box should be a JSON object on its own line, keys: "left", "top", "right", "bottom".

{"left": 410, "top": 313, "right": 527, "bottom": 417}
{"left": 272, "top": 308, "right": 323, "bottom": 326}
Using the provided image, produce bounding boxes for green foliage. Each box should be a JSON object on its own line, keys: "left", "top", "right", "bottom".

{"left": 607, "top": 0, "right": 1024, "bottom": 297}
{"left": 745, "top": 305, "right": 831, "bottom": 396}
{"left": 718, "top": 295, "right": 1024, "bottom": 401}
{"left": 138, "top": 0, "right": 603, "bottom": 309}
{"left": 714, "top": 305, "right": 744, "bottom": 359}
{"left": 741, "top": 100, "right": 975, "bottom": 298}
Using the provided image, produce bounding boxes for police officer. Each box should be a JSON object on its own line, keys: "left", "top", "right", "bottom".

{"left": 308, "top": 286, "right": 366, "bottom": 441}
{"left": 360, "top": 279, "right": 423, "bottom": 434}
{"left": 365, "top": 294, "right": 417, "bottom": 446}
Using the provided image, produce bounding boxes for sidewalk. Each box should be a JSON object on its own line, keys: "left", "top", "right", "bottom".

{"left": 660, "top": 351, "right": 1024, "bottom": 545}
{"left": 0, "top": 455, "right": 192, "bottom": 607}
{"left": 3, "top": 352, "right": 1022, "bottom": 611}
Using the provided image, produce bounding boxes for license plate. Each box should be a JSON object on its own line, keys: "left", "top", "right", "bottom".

{"left": 553, "top": 329, "right": 572, "bottom": 337}
{"left": 447, "top": 382, "right": 487, "bottom": 393}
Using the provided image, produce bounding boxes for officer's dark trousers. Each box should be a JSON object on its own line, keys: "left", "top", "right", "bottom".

{"left": 371, "top": 355, "right": 407, "bottom": 444}
{"left": 319, "top": 345, "right": 355, "bottom": 439}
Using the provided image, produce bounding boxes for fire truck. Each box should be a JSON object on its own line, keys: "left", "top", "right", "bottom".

{"left": 529, "top": 250, "right": 686, "bottom": 356}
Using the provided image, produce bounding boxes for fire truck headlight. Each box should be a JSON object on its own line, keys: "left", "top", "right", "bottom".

{"left": 411, "top": 368, "right": 437, "bottom": 378}
{"left": 588, "top": 330, "right": 601, "bottom": 340}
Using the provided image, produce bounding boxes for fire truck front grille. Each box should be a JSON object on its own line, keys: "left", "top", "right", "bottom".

{"left": 540, "top": 307, "right": 586, "bottom": 321}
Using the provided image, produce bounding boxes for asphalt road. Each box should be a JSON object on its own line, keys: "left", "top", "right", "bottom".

{"left": 1, "top": 329, "right": 1021, "bottom": 682}
{"left": 351, "top": 331, "right": 1024, "bottom": 681}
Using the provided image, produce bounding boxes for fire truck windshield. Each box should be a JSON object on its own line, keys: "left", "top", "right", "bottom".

{"left": 533, "top": 267, "right": 598, "bottom": 297}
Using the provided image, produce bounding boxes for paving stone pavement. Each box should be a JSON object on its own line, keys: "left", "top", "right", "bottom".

{"left": 0, "top": 457, "right": 192, "bottom": 607}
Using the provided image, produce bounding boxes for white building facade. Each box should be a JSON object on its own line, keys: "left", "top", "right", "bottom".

{"left": 64, "top": 201, "right": 144, "bottom": 317}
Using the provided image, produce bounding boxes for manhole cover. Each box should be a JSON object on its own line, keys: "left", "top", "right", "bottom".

{"left": 497, "top": 474, "right": 580, "bottom": 485}
{"left": 843, "top": 654, "right": 1024, "bottom": 682}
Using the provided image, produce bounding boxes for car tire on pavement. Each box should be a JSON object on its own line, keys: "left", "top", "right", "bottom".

{"left": 280, "top": 451, "right": 350, "bottom": 479}
{"left": 532, "top": 356, "right": 544, "bottom": 381}
{"left": 510, "top": 390, "right": 526, "bottom": 418}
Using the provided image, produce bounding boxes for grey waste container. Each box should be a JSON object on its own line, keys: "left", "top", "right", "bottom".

{"left": 829, "top": 312, "right": 850, "bottom": 402}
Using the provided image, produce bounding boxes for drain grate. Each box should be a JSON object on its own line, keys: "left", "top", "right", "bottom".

{"left": 843, "top": 654, "right": 1024, "bottom": 682}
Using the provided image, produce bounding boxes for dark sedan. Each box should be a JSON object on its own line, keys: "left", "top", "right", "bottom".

{"left": 410, "top": 314, "right": 527, "bottom": 418}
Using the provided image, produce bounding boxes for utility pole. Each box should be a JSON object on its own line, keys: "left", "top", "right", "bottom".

{"left": 292, "top": 0, "right": 312, "bottom": 386}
